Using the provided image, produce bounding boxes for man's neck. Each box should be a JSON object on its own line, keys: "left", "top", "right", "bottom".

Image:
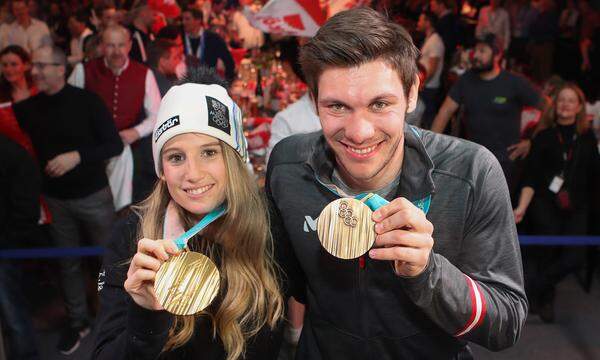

{"left": 557, "top": 117, "right": 576, "bottom": 126}
{"left": 17, "top": 17, "right": 32, "bottom": 28}
{"left": 440, "top": 9, "right": 451, "bottom": 17}
{"left": 12, "top": 78, "right": 28, "bottom": 91}
{"left": 478, "top": 65, "right": 501, "bottom": 80}
{"left": 425, "top": 27, "right": 435, "bottom": 37}
{"left": 106, "top": 58, "right": 128, "bottom": 75}
{"left": 46, "top": 81, "right": 65, "bottom": 95}
{"left": 187, "top": 27, "right": 203, "bottom": 38}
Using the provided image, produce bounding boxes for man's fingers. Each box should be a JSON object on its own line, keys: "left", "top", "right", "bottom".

{"left": 374, "top": 230, "right": 432, "bottom": 249}
{"left": 374, "top": 201, "right": 432, "bottom": 234}
{"left": 369, "top": 246, "right": 426, "bottom": 264}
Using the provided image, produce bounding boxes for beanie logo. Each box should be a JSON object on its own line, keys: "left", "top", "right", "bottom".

{"left": 155, "top": 115, "right": 180, "bottom": 142}
{"left": 206, "top": 96, "right": 230, "bottom": 135}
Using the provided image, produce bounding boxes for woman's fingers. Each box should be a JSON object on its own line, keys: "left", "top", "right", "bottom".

{"left": 131, "top": 252, "right": 163, "bottom": 272}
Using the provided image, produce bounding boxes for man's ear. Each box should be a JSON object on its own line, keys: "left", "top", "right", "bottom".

{"left": 309, "top": 91, "right": 319, "bottom": 115}
{"left": 406, "top": 74, "right": 420, "bottom": 113}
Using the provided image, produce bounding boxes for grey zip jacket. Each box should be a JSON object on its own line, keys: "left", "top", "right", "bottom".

{"left": 266, "top": 126, "right": 527, "bottom": 359}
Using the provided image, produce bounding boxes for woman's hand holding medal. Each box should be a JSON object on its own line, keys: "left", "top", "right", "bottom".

{"left": 125, "top": 238, "right": 180, "bottom": 311}
{"left": 368, "top": 197, "right": 434, "bottom": 278}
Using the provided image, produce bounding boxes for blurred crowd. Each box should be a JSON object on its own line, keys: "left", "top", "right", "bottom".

{"left": 0, "top": 0, "right": 598, "bottom": 358}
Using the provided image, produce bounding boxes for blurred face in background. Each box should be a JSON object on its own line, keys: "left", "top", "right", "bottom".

{"left": 102, "top": 28, "right": 131, "bottom": 70}
{"left": 1, "top": 52, "right": 29, "bottom": 85}
{"left": 67, "top": 17, "right": 86, "bottom": 37}
{"left": 31, "top": 48, "right": 64, "bottom": 93}
{"left": 11, "top": 0, "right": 29, "bottom": 23}
{"left": 101, "top": 7, "right": 118, "bottom": 28}
{"left": 472, "top": 43, "right": 495, "bottom": 73}
{"left": 137, "top": 6, "right": 155, "bottom": 28}
{"left": 159, "top": 46, "right": 183, "bottom": 77}
{"left": 555, "top": 88, "right": 582, "bottom": 122}
{"left": 182, "top": 11, "right": 202, "bottom": 35}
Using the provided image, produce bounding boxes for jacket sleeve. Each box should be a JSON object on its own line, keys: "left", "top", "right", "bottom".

{"left": 78, "top": 92, "right": 124, "bottom": 164}
{"left": 93, "top": 215, "right": 174, "bottom": 360}
{"left": 521, "top": 131, "right": 545, "bottom": 190}
{"left": 402, "top": 148, "right": 528, "bottom": 351}
{"left": 265, "top": 159, "right": 307, "bottom": 304}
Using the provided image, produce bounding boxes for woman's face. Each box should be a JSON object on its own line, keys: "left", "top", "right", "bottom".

{"left": 1, "top": 52, "right": 28, "bottom": 84}
{"left": 556, "top": 88, "right": 582, "bottom": 121}
{"left": 161, "top": 133, "right": 228, "bottom": 217}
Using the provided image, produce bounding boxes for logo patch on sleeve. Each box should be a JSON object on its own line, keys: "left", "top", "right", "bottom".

{"left": 206, "top": 96, "right": 231, "bottom": 135}
{"left": 155, "top": 115, "right": 180, "bottom": 142}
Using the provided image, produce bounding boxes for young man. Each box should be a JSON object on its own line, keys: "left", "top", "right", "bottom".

{"left": 14, "top": 46, "right": 123, "bottom": 355}
{"left": 181, "top": 7, "right": 235, "bottom": 82}
{"left": 431, "top": 34, "right": 544, "bottom": 199}
{"left": 268, "top": 8, "right": 527, "bottom": 359}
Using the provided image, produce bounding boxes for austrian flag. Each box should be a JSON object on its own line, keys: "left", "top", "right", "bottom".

{"left": 244, "top": 0, "right": 326, "bottom": 37}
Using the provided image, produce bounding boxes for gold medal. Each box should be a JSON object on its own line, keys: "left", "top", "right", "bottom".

{"left": 317, "top": 198, "right": 376, "bottom": 259}
{"left": 155, "top": 251, "right": 220, "bottom": 316}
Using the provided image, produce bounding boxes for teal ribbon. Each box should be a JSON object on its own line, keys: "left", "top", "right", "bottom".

{"left": 173, "top": 204, "right": 227, "bottom": 250}
{"left": 355, "top": 193, "right": 431, "bottom": 215}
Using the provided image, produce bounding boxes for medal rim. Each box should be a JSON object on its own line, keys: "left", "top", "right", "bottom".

{"left": 154, "top": 251, "right": 220, "bottom": 316}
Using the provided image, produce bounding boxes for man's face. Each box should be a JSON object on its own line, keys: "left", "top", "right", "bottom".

{"left": 102, "top": 29, "right": 131, "bottom": 69}
{"left": 139, "top": 7, "right": 155, "bottom": 27}
{"left": 417, "top": 14, "right": 428, "bottom": 32}
{"left": 31, "top": 48, "right": 63, "bottom": 93}
{"left": 102, "top": 8, "right": 118, "bottom": 28}
{"left": 12, "top": 1, "right": 29, "bottom": 21}
{"left": 317, "top": 60, "right": 417, "bottom": 190}
{"left": 472, "top": 43, "right": 495, "bottom": 72}
{"left": 159, "top": 46, "right": 182, "bottom": 76}
{"left": 430, "top": 0, "right": 440, "bottom": 14}
{"left": 182, "top": 12, "right": 201, "bottom": 34}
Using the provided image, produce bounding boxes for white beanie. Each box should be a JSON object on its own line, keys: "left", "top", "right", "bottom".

{"left": 152, "top": 83, "right": 248, "bottom": 175}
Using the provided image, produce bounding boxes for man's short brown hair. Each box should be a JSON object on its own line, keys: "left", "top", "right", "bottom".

{"left": 299, "top": 7, "right": 420, "bottom": 99}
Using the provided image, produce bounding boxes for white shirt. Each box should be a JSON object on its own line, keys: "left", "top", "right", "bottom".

{"left": 476, "top": 6, "right": 511, "bottom": 50}
{"left": 266, "top": 93, "right": 321, "bottom": 162}
{"left": 231, "top": 10, "right": 264, "bottom": 49}
{"left": 68, "top": 28, "right": 93, "bottom": 65}
{"left": 68, "top": 59, "right": 161, "bottom": 138}
{"left": 419, "top": 32, "right": 445, "bottom": 89}
{"left": 0, "top": 18, "right": 52, "bottom": 53}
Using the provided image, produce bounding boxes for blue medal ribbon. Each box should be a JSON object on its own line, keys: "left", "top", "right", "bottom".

{"left": 173, "top": 204, "right": 227, "bottom": 250}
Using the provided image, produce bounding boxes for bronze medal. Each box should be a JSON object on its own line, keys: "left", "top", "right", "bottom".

{"left": 317, "top": 198, "right": 376, "bottom": 259}
{"left": 155, "top": 251, "right": 220, "bottom": 316}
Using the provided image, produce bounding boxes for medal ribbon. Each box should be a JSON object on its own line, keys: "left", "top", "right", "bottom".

{"left": 171, "top": 204, "right": 227, "bottom": 250}
{"left": 355, "top": 192, "right": 431, "bottom": 215}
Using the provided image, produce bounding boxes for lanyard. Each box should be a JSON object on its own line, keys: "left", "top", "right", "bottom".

{"left": 185, "top": 31, "right": 206, "bottom": 61}
{"left": 170, "top": 204, "right": 227, "bottom": 250}
{"left": 556, "top": 130, "right": 576, "bottom": 162}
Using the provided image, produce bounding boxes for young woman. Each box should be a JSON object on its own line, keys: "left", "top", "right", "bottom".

{"left": 0, "top": 45, "right": 37, "bottom": 156}
{"left": 93, "top": 69, "right": 284, "bottom": 360}
{"left": 514, "top": 83, "right": 600, "bottom": 322}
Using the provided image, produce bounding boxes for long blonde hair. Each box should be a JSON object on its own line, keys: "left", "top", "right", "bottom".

{"left": 134, "top": 141, "right": 284, "bottom": 360}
